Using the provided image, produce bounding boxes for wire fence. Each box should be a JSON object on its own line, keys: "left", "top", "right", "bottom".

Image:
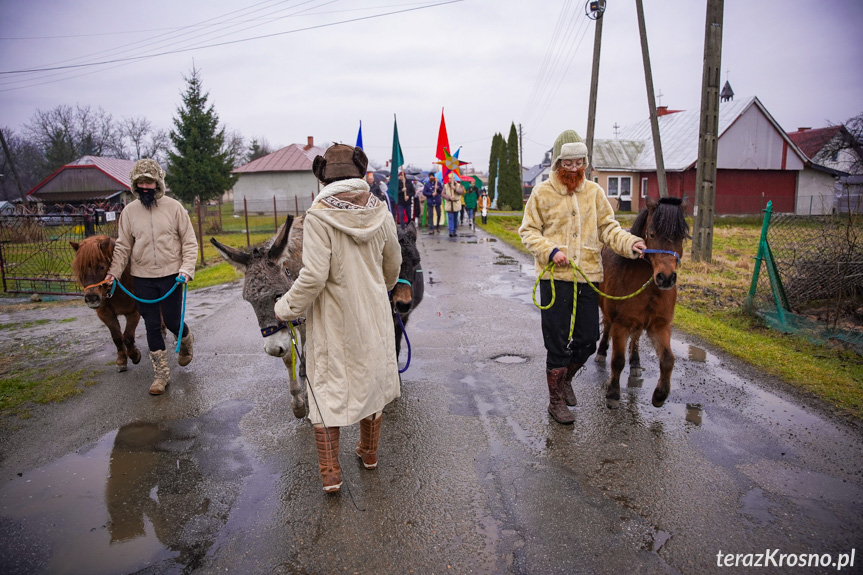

{"left": 748, "top": 205, "right": 863, "bottom": 352}
{"left": 187, "top": 195, "right": 315, "bottom": 245}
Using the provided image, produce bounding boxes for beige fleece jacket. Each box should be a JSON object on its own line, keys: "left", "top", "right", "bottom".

{"left": 108, "top": 196, "right": 198, "bottom": 280}
{"left": 519, "top": 170, "right": 642, "bottom": 283}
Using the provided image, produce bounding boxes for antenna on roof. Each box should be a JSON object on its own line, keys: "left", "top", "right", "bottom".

{"left": 613, "top": 122, "right": 620, "bottom": 139}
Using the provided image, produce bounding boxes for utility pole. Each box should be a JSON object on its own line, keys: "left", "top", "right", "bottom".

{"left": 518, "top": 123, "right": 524, "bottom": 173}
{"left": 0, "top": 128, "right": 29, "bottom": 204}
{"left": 585, "top": 0, "right": 605, "bottom": 180}
{"left": 692, "top": 0, "right": 724, "bottom": 262}
{"left": 635, "top": 0, "right": 668, "bottom": 198}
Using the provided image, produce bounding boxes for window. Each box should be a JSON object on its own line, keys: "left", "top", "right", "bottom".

{"left": 641, "top": 177, "right": 648, "bottom": 198}
{"left": 606, "top": 176, "right": 632, "bottom": 198}
{"left": 542, "top": 174, "right": 549, "bottom": 181}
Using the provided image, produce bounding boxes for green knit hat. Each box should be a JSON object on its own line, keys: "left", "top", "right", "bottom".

{"left": 552, "top": 130, "right": 583, "bottom": 165}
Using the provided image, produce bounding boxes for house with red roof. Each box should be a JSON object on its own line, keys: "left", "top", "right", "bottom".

{"left": 787, "top": 125, "right": 863, "bottom": 215}
{"left": 27, "top": 156, "right": 138, "bottom": 206}
{"left": 231, "top": 137, "right": 325, "bottom": 215}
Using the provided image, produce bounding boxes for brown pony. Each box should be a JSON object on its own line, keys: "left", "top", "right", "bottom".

{"left": 596, "top": 196, "right": 689, "bottom": 409}
{"left": 71, "top": 236, "right": 142, "bottom": 372}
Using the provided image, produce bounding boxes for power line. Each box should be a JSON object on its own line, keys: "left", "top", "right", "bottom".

{"left": 0, "top": 0, "right": 463, "bottom": 93}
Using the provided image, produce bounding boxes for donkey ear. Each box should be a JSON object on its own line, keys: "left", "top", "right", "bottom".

{"left": 405, "top": 221, "right": 417, "bottom": 242}
{"left": 312, "top": 155, "right": 326, "bottom": 182}
{"left": 268, "top": 215, "right": 294, "bottom": 260}
{"left": 69, "top": 241, "right": 80, "bottom": 252}
{"left": 210, "top": 237, "right": 250, "bottom": 271}
{"left": 352, "top": 147, "right": 368, "bottom": 175}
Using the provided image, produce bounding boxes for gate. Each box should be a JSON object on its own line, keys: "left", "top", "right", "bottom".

{"left": 0, "top": 207, "right": 120, "bottom": 295}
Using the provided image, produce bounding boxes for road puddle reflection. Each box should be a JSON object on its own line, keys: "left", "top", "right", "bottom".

{"left": 688, "top": 345, "right": 707, "bottom": 362}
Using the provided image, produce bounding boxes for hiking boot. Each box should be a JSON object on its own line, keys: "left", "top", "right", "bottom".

{"left": 563, "top": 362, "right": 583, "bottom": 407}
{"left": 178, "top": 331, "right": 194, "bottom": 366}
{"left": 356, "top": 413, "right": 382, "bottom": 469}
{"left": 546, "top": 367, "right": 574, "bottom": 424}
{"left": 149, "top": 349, "right": 170, "bottom": 395}
{"left": 314, "top": 426, "right": 342, "bottom": 492}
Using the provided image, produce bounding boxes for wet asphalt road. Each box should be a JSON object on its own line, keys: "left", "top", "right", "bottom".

{"left": 1, "top": 224, "right": 862, "bottom": 575}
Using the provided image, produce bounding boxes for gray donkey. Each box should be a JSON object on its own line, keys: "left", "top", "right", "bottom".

{"left": 211, "top": 216, "right": 308, "bottom": 419}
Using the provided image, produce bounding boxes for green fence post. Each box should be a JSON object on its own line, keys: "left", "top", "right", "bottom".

{"left": 745, "top": 200, "right": 773, "bottom": 311}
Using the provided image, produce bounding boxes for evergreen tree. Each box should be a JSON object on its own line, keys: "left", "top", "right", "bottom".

{"left": 500, "top": 123, "right": 522, "bottom": 210}
{"left": 246, "top": 137, "right": 273, "bottom": 163}
{"left": 496, "top": 136, "right": 507, "bottom": 205}
{"left": 167, "top": 66, "right": 237, "bottom": 203}
{"left": 487, "top": 132, "right": 501, "bottom": 202}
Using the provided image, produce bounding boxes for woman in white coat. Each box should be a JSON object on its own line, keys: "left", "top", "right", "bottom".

{"left": 275, "top": 144, "right": 402, "bottom": 493}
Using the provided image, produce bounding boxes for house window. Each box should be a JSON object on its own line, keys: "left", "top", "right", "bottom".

{"left": 594, "top": 176, "right": 599, "bottom": 183}
{"left": 542, "top": 174, "right": 549, "bottom": 181}
{"left": 641, "top": 177, "right": 648, "bottom": 198}
{"left": 607, "top": 176, "right": 631, "bottom": 197}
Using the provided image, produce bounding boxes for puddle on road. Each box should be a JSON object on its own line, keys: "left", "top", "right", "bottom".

{"left": 688, "top": 345, "right": 707, "bottom": 362}
{"left": 0, "top": 401, "right": 254, "bottom": 575}
{"left": 685, "top": 404, "right": 704, "bottom": 426}
{"left": 493, "top": 354, "right": 528, "bottom": 364}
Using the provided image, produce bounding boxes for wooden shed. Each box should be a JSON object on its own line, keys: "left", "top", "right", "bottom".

{"left": 27, "top": 156, "right": 137, "bottom": 206}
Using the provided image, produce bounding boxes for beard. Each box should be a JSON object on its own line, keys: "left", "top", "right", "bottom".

{"left": 558, "top": 167, "right": 585, "bottom": 192}
{"left": 138, "top": 190, "right": 157, "bottom": 209}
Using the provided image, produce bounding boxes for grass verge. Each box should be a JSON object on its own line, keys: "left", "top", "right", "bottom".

{"left": 478, "top": 215, "right": 863, "bottom": 419}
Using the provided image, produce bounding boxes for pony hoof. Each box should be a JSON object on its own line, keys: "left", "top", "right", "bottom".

{"left": 117, "top": 364, "right": 128, "bottom": 373}
{"left": 630, "top": 367, "right": 643, "bottom": 377}
{"left": 651, "top": 391, "right": 668, "bottom": 408}
{"left": 128, "top": 349, "right": 141, "bottom": 364}
{"left": 291, "top": 400, "right": 307, "bottom": 419}
{"left": 606, "top": 398, "right": 620, "bottom": 410}
{"left": 595, "top": 354, "right": 606, "bottom": 364}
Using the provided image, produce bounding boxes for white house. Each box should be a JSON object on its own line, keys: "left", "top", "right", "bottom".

{"left": 232, "top": 137, "right": 325, "bottom": 215}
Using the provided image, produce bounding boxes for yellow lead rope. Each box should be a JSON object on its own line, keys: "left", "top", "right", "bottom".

{"left": 532, "top": 260, "right": 653, "bottom": 342}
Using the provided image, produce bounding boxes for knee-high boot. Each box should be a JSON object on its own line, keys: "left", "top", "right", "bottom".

{"left": 149, "top": 349, "right": 170, "bottom": 395}
{"left": 356, "top": 413, "right": 382, "bottom": 469}
{"left": 562, "top": 362, "right": 582, "bottom": 407}
{"left": 546, "top": 367, "right": 575, "bottom": 424}
{"left": 314, "top": 426, "right": 342, "bottom": 492}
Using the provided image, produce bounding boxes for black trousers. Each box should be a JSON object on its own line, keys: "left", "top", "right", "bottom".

{"left": 539, "top": 280, "right": 600, "bottom": 370}
{"left": 133, "top": 275, "right": 190, "bottom": 352}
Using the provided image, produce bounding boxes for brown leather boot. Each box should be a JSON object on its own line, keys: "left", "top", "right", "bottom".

{"left": 356, "top": 413, "right": 382, "bottom": 469}
{"left": 547, "top": 367, "right": 575, "bottom": 424}
{"left": 149, "top": 349, "right": 170, "bottom": 395}
{"left": 178, "top": 331, "right": 194, "bottom": 366}
{"left": 314, "top": 426, "right": 342, "bottom": 493}
{"left": 562, "top": 363, "right": 582, "bottom": 407}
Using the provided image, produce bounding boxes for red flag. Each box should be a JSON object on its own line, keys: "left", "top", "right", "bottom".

{"left": 435, "top": 108, "right": 450, "bottom": 161}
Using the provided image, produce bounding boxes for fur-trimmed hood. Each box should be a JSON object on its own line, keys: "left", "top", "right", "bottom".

{"left": 129, "top": 158, "right": 167, "bottom": 200}
{"left": 308, "top": 178, "right": 391, "bottom": 244}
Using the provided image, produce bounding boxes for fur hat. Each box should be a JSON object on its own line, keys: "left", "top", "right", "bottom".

{"left": 552, "top": 129, "right": 583, "bottom": 164}
{"left": 312, "top": 144, "right": 368, "bottom": 183}
{"left": 129, "top": 158, "right": 166, "bottom": 199}
{"left": 554, "top": 142, "right": 589, "bottom": 169}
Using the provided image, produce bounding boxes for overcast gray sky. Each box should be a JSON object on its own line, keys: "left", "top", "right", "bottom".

{"left": 1, "top": 0, "right": 861, "bottom": 172}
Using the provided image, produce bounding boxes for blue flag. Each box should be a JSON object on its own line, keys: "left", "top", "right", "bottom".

{"left": 355, "top": 121, "right": 363, "bottom": 149}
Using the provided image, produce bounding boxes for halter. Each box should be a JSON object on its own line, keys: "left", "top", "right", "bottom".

{"left": 261, "top": 317, "right": 304, "bottom": 338}
{"left": 641, "top": 249, "right": 681, "bottom": 264}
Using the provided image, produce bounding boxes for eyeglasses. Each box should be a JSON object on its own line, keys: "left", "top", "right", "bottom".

{"left": 561, "top": 159, "right": 586, "bottom": 169}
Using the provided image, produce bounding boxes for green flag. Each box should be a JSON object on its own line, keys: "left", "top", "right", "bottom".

{"left": 387, "top": 115, "right": 404, "bottom": 204}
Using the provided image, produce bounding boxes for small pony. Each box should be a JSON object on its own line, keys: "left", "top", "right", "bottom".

{"left": 70, "top": 236, "right": 142, "bottom": 372}
{"left": 391, "top": 222, "right": 424, "bottom": 359}
{"left": 596, "top": 196, "right": 689, "bottom": 409}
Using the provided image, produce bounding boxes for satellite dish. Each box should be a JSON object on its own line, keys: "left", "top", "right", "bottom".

{"left": 586, "top": 0, "right": 606, "bottom": 20}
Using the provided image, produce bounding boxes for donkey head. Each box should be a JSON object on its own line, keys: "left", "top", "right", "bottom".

{"left": 70, "top": 236, "right": 114, "bottom": 309}
{"left": 392, "top": 222, "right": 421, "bottom": 314}
{"left": 631, "top": 197, "right": 689, "bottom": 290}
{"left": 211, "top": 215, "right": 303, "bottom": 357}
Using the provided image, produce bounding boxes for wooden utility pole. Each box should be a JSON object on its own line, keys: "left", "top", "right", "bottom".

{"left": 635, "top": 0, "right": 668, "bottom": 198}
{"left": 518, "top": 123, "right": 524, "bottom": 173}
{"left": 692, "top": 0, "right": 725, "bottom": 262}
{"left": 585, "top": 2, "right": 604, "bottom": 180}
{"left": 0, "top": 128, "right": 29, "bottom": 204}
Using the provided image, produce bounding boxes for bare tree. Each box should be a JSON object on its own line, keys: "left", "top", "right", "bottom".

{"left": 24, "top": 104, "right": 123, "bottom": 173}
{"left": 0, "top": 126, "right": 51, "bottom": 200}
{"left": 245, "top": 137, "right": 273, "bottom": 163}
{"left": 221, "top": 128, "right": 246, "bottom": 168}
{"left": 119, "top": 116, "right": 170, "bottom": 164}
{"left": 818, "top": 112, "right": 863, "bottom": 175}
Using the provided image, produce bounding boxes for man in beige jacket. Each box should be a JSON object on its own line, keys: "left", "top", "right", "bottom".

{"left": 275, "top": 144, "right": 402, "bottom": 493}
{"left": 106, "top": 159, "right": 198, "bottom": 396}
{"left": 519, "top": 138, "right": 645, "bottom": 424}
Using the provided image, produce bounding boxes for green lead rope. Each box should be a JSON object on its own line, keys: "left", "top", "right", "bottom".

{"left": 532, "top": 260, "right": 653, "bottom": 343}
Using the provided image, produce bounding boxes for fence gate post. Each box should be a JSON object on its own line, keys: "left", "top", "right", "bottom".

{"left": 273, "top": 196, "right": 278, "bottom": 232}
{"left": 244, "top": 196, "right": 250, "bottom": 247}
{"left": 295, "top": 196, "right": 299, "bottom": 217}
{"left": 196, "top": 199, "right": 205, "bottom": 266}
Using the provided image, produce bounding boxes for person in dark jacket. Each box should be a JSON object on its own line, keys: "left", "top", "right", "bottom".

{"left": 397, "top": 171, "right": 415, "bottom": 229}
{"left": 422, "top": 173, "right": 443, "bottom": 234}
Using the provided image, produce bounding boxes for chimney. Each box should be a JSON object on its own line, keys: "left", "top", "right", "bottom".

{"left": 657, "top": 106, "right": 669, "bottom": 117}
{"left": 305, "top": 136, "right": 314, "bottom": 149}
{"left": 796, "top": 127, "right": 811, "bottom": 132}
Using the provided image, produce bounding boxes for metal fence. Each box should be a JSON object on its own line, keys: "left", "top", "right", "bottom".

{"left": 0, "top": 206, "right": 121, "bottom": 295}
{"left": 746, "top": 201, "right": 863, "bottom": 352}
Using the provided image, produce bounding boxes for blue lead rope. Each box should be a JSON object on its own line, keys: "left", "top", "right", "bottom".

{"left": 111, "top": 276, "right": 188, "bottom": 353}
{"left": 641, "top": 249, "right": 681, "bottom": 264}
